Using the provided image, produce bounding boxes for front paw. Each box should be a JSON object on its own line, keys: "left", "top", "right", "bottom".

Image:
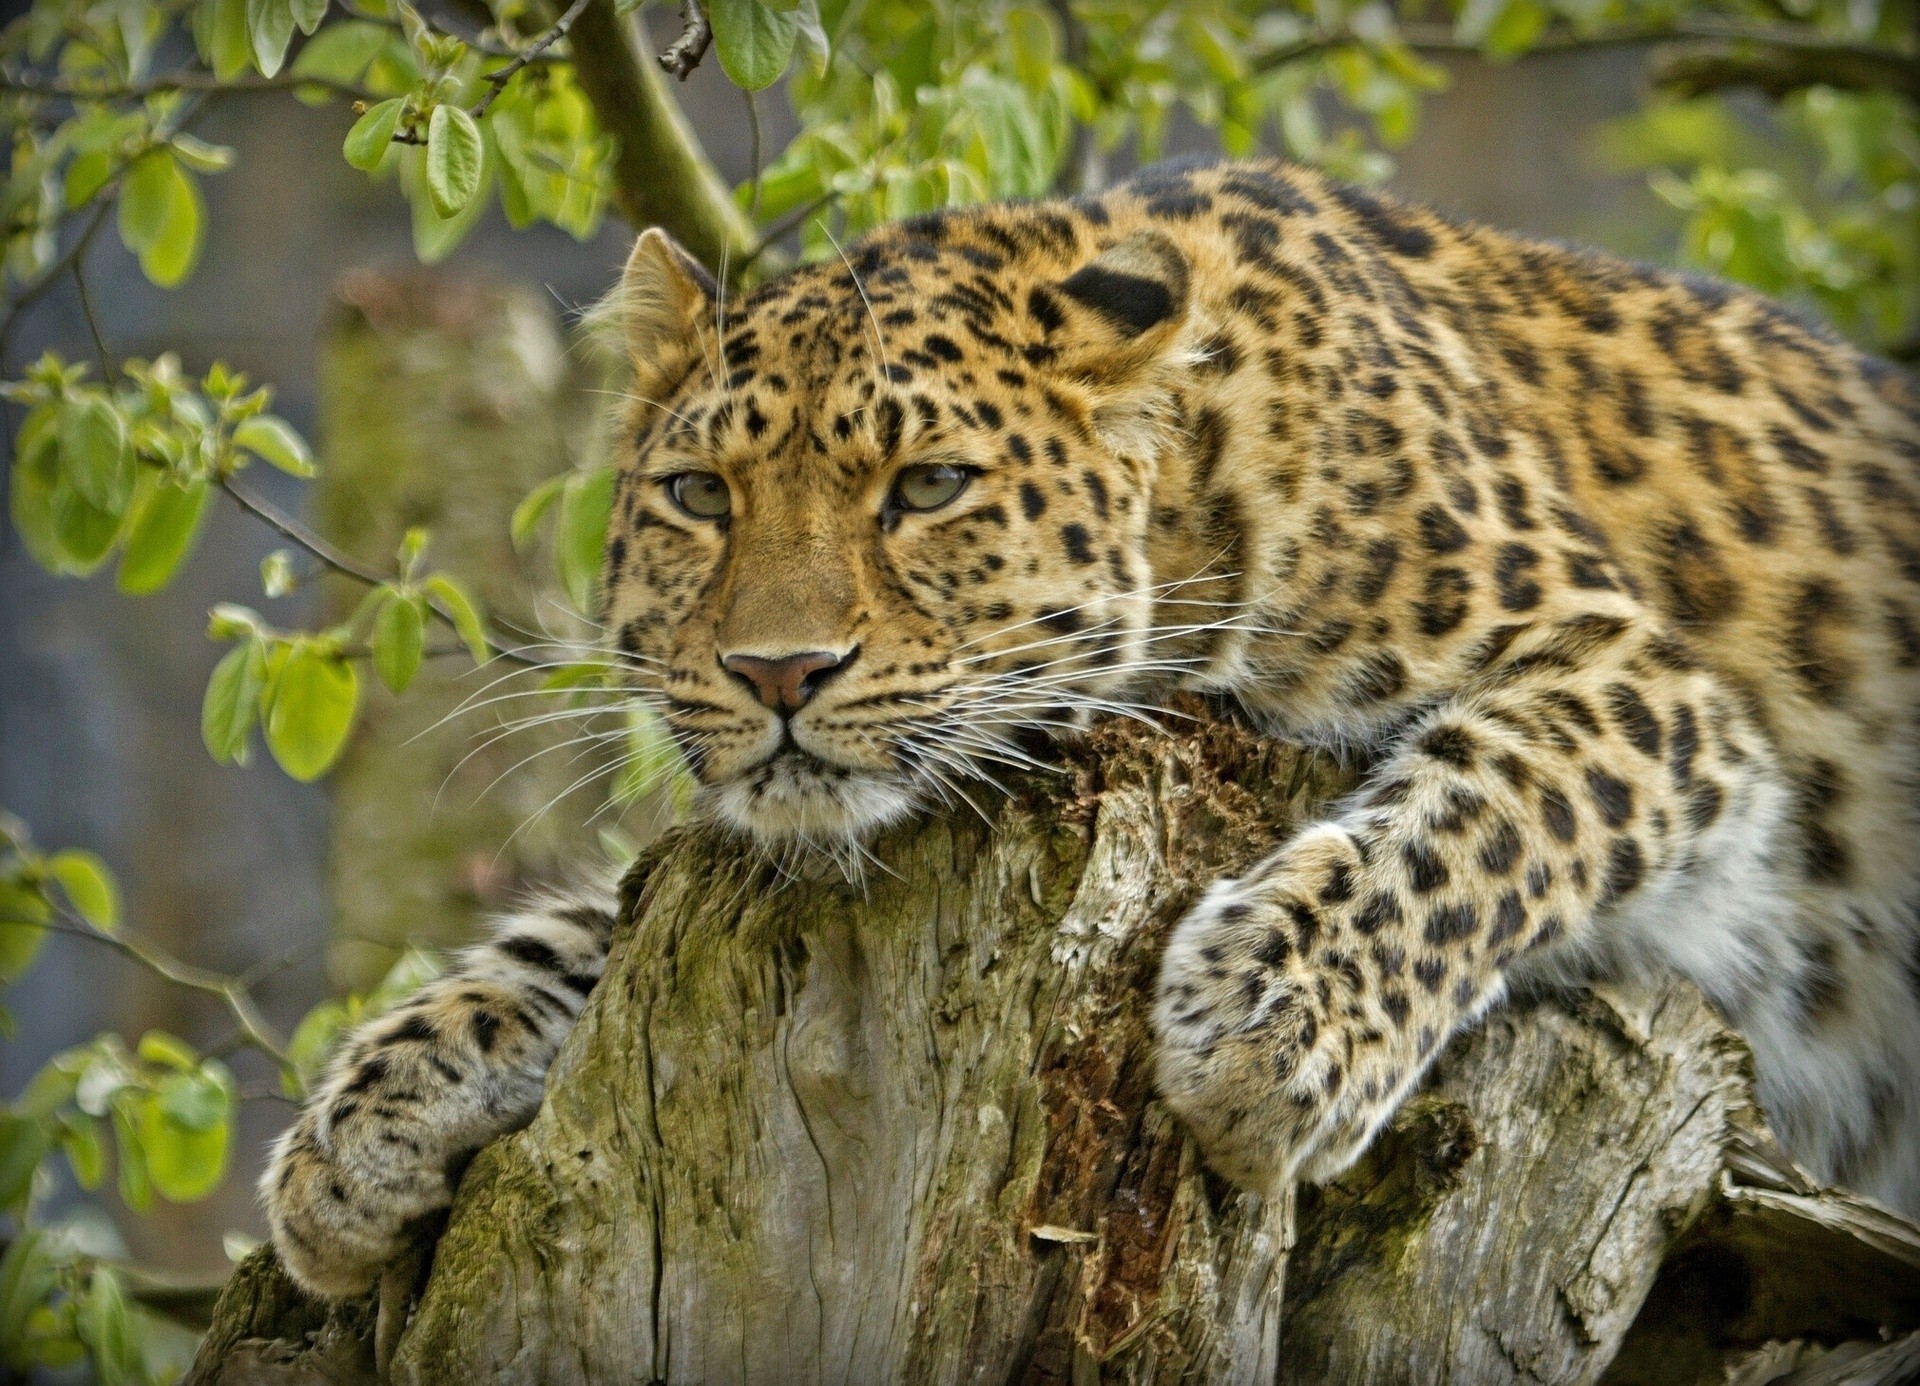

{"left": 261, "top": 1116, "right": 457, "bottom": 1301}
{"left": 1152, "top": 834, "right": 1432, "bottom": 1191}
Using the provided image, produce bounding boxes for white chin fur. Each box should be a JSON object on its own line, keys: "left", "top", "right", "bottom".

{"left": 702, "top": 758, "right": 923, "bottom": 843}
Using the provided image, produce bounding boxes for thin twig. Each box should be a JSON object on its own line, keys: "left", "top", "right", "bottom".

{"left": 71, "top": 264, "right": 112, "bottom": 379}
{"left": 0, "top": 69, "right": 369, "bottom": 101}
{"left": 659, "top": 0, "right": 713, "bottom": 80}
{"left": 739, "top": 191, "right": 841, "bottom": 272}
{"left": 472, "top": 0, "right": 596, "bottom": 119}
{"left": 1250, "top": 17, "right": 1914, "bottom": 77}
{"left": 218, "top": 476, "right": 547, "bottom": 664}
{"left": 8, "top": 907, "right": 292, "bottom": 1067}
{"left": 0, "top": 196, "right": 115, "bottom": 366}
{"left": 745, "top": 89, "right": 763, "bottom": 220}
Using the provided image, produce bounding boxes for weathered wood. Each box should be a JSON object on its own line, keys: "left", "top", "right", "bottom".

{"left": 187, "top": 712, "right": 1920, "bottom": 1385}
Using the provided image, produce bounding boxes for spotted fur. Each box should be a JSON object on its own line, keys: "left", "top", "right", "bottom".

{"left": 268, "top": 158, "right": 1920, "bottom": 1297}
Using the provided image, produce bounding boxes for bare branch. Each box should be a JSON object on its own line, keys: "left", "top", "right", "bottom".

{"left": 658, "top": 0, "right": 713, "bottom": 80}
{"left": 218, "top": 477, "right": 546, "bottom": 666}
{"left": 8, "top": 905, "right": 292, "bottom": 1068}
{"left": 472, "top": 0, "right": 595, "bottom": 120}
{"left": 1650, "top": 37, "right": 1920, "bottom": 100}
{"left": 0, "top": 69, "right": 370, "bottom": 101}
{"left": 563, "top": 0, "right": 757, "bottom": 279}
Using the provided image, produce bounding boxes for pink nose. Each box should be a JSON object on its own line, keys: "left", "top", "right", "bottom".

{"left": 721, "top": 650, "right": 849, "bottom": 712}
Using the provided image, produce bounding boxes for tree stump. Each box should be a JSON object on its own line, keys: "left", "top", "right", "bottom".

{"left": 187, "top": 711, "right": 1920, "bottom": 1385}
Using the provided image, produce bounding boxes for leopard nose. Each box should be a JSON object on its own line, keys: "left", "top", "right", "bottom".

{"left": 720, "top": 648, "right": 854, "bottom": 713}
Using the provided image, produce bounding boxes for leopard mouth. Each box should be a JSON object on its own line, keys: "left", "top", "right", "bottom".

{"left": 703, "top": 744, "right": 923, "bottom": 842}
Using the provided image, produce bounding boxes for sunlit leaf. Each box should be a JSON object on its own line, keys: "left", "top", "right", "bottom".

{"left": 232, "top": 414, "right": 315, "bottom": 476}
{"left": 201, "top": 640, "right": 267, "bottom": 765}
{"left": 426, "top": 103, "right": 484, "bottom": 217}
{"left": 247, "top": 0, "right": 296, "bottom": 76}
{"left": 57, "top": 393, "right": 132, "bottom": 513}
{"left": 554, "top": 467, "right": 614, "bottom": 613}
{"left": 46, "top": 850, "right": 118, "bottom": 930}
{"left": 265, "top": 645, "right": 359, "bottom": 780}
{"left": 0, "top": 1113, "right": 50, "bottom": 1211}
{"left": 510, "top": 473, "right": 565, "bottom": 550}
{"left": 711, "top": 0, "right": 798, "bottom": 91}
{"left": 422, "top": 574, "right": 489, "bottom": 663}
{"left": 372, "top": 591, "right": 426, "bottom": 692}
{"left": 118, "top": 478, "right": 210, "bottom": 594}
{"left": 0, "top": 882, "right": 51, "bottom": 984}
{"left": 344, "top": 97, "right": 404, "bottom": 172}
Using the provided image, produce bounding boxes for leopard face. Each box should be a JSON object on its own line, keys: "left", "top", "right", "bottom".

{"left": 600, "top": 222, "right": 1196, "bottom": 844}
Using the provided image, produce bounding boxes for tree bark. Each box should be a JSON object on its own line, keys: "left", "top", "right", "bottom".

{"left": 187, "top": 709, "right": 1920, "bottom": 1385}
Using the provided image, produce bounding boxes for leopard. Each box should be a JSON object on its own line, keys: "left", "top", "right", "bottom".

{"left": 262, "top": 156, "right": 1920, "bottom": 1301}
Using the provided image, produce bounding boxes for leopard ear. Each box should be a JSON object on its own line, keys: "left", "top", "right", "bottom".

{"left": 1048, "top": 229, "right": 1191, "bottom": 381}
{"left": 617, "top": 227, "right": 718, "bottom": 400}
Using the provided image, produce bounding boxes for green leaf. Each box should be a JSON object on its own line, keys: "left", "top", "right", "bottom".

{"left": 293, "top": 18, "right": 387, "bottom": 83}
{"left": 0, "top": 1233, "right": 58, "bottom": 1367}
{"left": 64, "top": 150, "right": 115, "bottom": 209}
{"left": 0, "top": 1113, "right": 50, "bottom": 1211}
{"left": 170, "top": 133, "right": 237, "bottom": 173}
{"left": 265, "top": 645, "right": 359, "bottom": 781}
{"left": 201, "top": 640, "right": 267, "bottom": 765}
{"left": 198, "top": 0, "right": 254, "bottom": 78}
{"left": 285, "top": 999, "right": 349, "bottom": 1091}
{"left": 118, "top": 153, "right": 203, "bottom": 287}
{"left": 1006, "top": 6, "right": 1056, "bottom": 92}
{"left": 79, "top": 1267, "right": 142, "bottom": 1386}
{"left": 51, "top": 483, "right": 124, "bottom": 572}
{"left": 260, "top": 548, "right": 298, "bottom": 597}
{"left": 247, "top": 0, "right": 296, "bottom": 76}
{"left": 343, "top": 97, "right": 404, "bottom": 172}
{"left": 10, "top": 427, "right": 66, "bottom": 573}
{"left": 156, "top": 1066, "right": 229, "bottom": 1132}
{"left": 710, "top": 0, "right": 798, "bottom": 90}
{"left": 232, "top": 414, "right": 315, "bottom": 476}
{"left": 511, "top": 474, "right": 565, "bottom": 550}
{"left": 57, "top": 1113, "right": 107, "bottom": 1190}
{"left": 137, "top": 1031, "right": 199, "bottom": 1070}
{"left": 372, "top": 592, "right": 426, "bottom": 692}
{"left": 291, "top": 0, "right": 328, "bottom": 35}
{"left": 118, "top": 478, "right": 210, "bottom": 594}
{"left": 111, "top": 1105, "right": 151, "bottom": 1211}
{"left": 425, "top": 103, "right": 484, "bottom": 217}
{"left": 47, "top": 851, "right": 118, "bottom": 929}
{"left": 422, "top": 574, "right": 489, "bottom": 663}
{"left": 58, "top": 393, "right": 132, "bottom": 512}
{"left": 554, "top": 467, "right": 615, "bottom": 613}
{"left": 0, "top": 882, "right": 51, "bottom": 984}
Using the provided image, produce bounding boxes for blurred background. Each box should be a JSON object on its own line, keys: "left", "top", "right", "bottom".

{"left": 0, "top": 0, "right": 1901, "bottom": 1313}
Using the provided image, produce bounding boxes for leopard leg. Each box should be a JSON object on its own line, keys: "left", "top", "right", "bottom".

{"left": 261, "top": 879, "right": 619, "bottom": 1299}
{"left": 1153, "top": 614, "right": 1781, "bottom": 1192}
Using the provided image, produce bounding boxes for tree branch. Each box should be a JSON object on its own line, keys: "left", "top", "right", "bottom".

{"left": 1250, "top": 17, "right": 1917, "bottom": 96}
{"left": 0, "top": 69, "right": 370, "bottom": 102}
{"left": 658, "top": 0, "right": 713, "bottom": 80}
{"left": 561, "top": 0, "right": 757, "bottom": 279}
{"left": 1649, "top": 37, "right": 1920, "bottom": 100}
{"left": 0, "top": 196, "right": 115, "bottom": 367}
{"left": 471, "top": 0, "right": 594, "bottom": 120}
{"left": 6, "top": 905, "right": 291, "bottom": 1069}
{"left": 217, "top": 477, "right": 546, "bottom": 667}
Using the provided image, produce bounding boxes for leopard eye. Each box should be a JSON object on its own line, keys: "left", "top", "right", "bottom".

{"left": 889, "top": 463, "right": 971, "bottom": 515}
{"left": 666, "top": 471, "right": 731, "bottom": 520}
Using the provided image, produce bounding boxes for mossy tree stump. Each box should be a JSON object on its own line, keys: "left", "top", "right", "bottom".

{"left": 189, "top": 713, "right": 1920, "bottom": 1385}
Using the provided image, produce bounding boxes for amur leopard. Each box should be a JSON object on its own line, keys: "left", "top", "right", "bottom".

{"left": 264, "top": 157, "right": 1920, "bottom": 1299}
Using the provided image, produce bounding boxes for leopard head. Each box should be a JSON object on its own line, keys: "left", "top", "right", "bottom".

{"left": 600, "top": 214, "right": 1202, "bottom": 845}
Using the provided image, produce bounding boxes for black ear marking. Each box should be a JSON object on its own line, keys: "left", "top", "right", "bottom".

{"left": 1056, "top": 229, "right": 1190, "bottom": 338}
{"left": 1060, "top": 266, "right": 1175, "bottom": 336}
